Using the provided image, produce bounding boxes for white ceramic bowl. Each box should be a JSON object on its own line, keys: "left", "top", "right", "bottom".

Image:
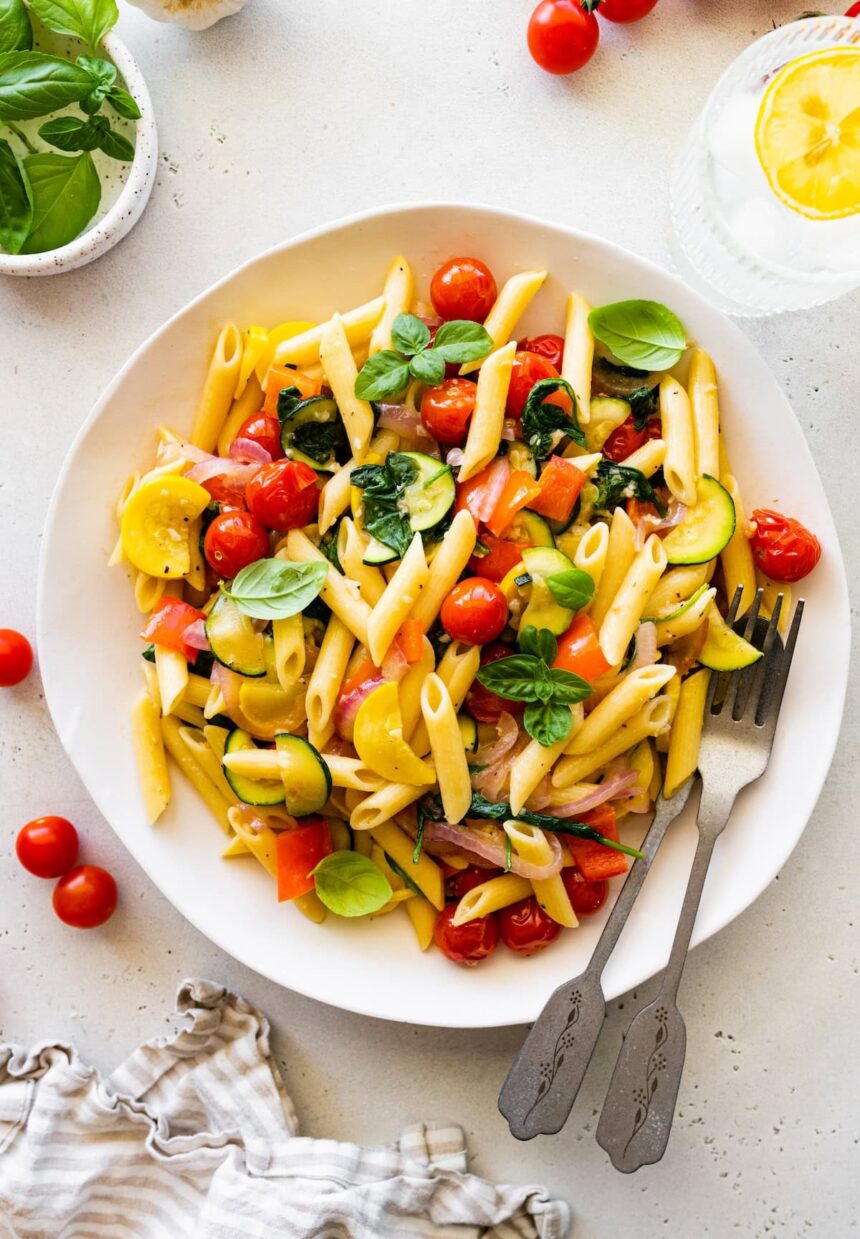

{"left": 37, "top": 204, "right": 850, "bottom": 1027}
{"left": 0, "top": 31, "right": 157, "bottom": 277}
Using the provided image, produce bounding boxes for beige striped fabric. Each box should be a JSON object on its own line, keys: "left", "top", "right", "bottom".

{"left": 0, "top": 979, "right": 570, "bottom": 1239}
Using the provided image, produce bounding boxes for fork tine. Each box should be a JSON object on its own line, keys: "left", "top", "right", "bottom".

{"left": 756, "top": 598, "right": 804, "bottom": 729}
{"left": 723, "top": 588, "right": 764, "bottom": 719}
{"left": 740, "top": 593, "right": 784, "bottom": 724}
{"left": 706, "top": 586, "right": 744, "bottom": 715}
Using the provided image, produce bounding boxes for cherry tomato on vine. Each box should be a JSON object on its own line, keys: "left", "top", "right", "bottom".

{"left": 53, "top": 865, "right": 118, "bottom": 929}
{"left": 465, "top": 641, "right": 525, "bottom": 724}
{"left": 498, "top": 897, "right": 562, "bottom": 955}
{"left": 204, "top": 510, "right": 270, "bottom": 579}
{"left": 245, "top": 460, "right": 319, "bottom": 531}
{"left": 597, "top": 0, "right": 659, "bottom": 22}
{"left": 0, "top": 629, "right": 33, "bottom": 686}
{"left": 420, "top": 378, "right": 478, "bottom": 445}
{"left": 434, "top": 904, "right": 499, "bottom": 965}
{"left": 748, "top": 509, "right": 821, "bottom": 583}
{"left": 16, "top": 816, "right": 79, "bottom": 879}
{"left": 506, "top": 350, "right": 572, "bottom": 419}
{"left": 527, "top": 0, "right": 599, "bottom": 76}
{"left": 441, "top": 577, "right": 509, "bottom": 645}
{"left": 562, "top": 868, "right": 609, "bottom": 916}
{"left": 518, "top": 333, "right": 565, "bottom": 370}
{"left": 430, "top": 257, "right": 497, "bottom": 322}
{"left": 236, "top": 412, "right": 284, "bottom": 461}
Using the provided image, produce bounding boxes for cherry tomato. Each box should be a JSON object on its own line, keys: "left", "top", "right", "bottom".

{"left": 0, "top": 629, "right": 33, "bottom": 686}
{"left": 16, "top": 816, "right": 79, "bottom": 879}
{"left": 433, "top": 903, "right": 499, "bottom": 965}
{"left": 441, "top": 577, "right": 509, "bottom": 645}
{"left": 506, "top": 351, "right": 572, "bottom": 419}
{"left": 466, "top": 641, "right": 525, "bottom": 724}
{"left": 553, "top": 612, "right": 612, "bottom": 682}
{"left": 561, "top": 868, "right": 609, "bottom": 916}
{"left": 140, "top": 597, "right": 206, "bottom": 662}
{"left": 597, "top": 0, "right": 658, "bottom": 21}
{"left": 602, "top": 416, "right": 649, "bottom": 463}
{"left": 519, "top": 333, "right": 565, "bottom": 370}
{"left": 420, "top": 378, "right": 478, "bottom": 445}
{"left": 203, "top": 510, "right": 270, "bottom": 579}
{"left": 498, "top": 897, "right": 562, "bottom": 955}
{"left": 847, "top": 2, "right": 860, "bottom": 14}
{"left": 236, "top": 412, "right": 284, "bottom": 461}
{"left": 446, "top": 865, "right": 501, "bottom": 899}
{"left": 201, "top": 476, "right": 247, "bottom": 509}
{"left": 527, "top": 0, "right": 599, "bottom": 75}
{"left": 430, "top": 257, "right": 497, "bottom": 323}
{"left": 53, "top": 865, "right": 117, "bottom": 929}
{"left": 245, "top": 459, "right": 319, "bottom": 532}
{"left": 748, "top": 508, "right": 821, "bottom": 583}
{"left": 468, "top": 535, "right": 529, "bottom": 583}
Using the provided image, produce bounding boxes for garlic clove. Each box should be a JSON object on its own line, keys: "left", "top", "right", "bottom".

{"left": 126, "top": 0, "right": 250, "bottom": 31}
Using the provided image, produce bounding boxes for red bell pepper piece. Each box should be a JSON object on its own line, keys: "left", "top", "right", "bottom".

{"left": 552, "top": 612, "right": 611, "bottom": 682}
{"left": 485, "top": 470, "right": 543, "bottom": 538}
{"left": 394, "top": 619, "right": 425, "bottom": 662}
{"left": 276, "top": 817, "right": 332, "bottom": 901}
{"left": 140, "top": 597, "right": 206, "bottom": 663}
{"left": 567, "top": 805, "right": 629, "bottom": 882}
{"left": 527, "top": 456, "right": 586, "bottom": 523}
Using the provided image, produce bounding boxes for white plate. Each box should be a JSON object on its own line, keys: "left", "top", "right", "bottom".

{"left": 37, "top": 203, "right": 850, "bottom": 1028}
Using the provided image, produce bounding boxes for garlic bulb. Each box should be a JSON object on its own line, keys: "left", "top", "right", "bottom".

{"left": 127, "top": 0, "right": 250, "bottom": 30}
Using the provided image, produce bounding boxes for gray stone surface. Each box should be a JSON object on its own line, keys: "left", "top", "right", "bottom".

{"left": 1, "top": 2, "right": 856, "bottom": 1234}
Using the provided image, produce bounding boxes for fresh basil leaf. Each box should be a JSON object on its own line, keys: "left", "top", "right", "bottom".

{"left": 223, "top": 558, "right": 328, "bottom": 621}
{"left": 593, "top": 460, "right": 666, "bottom": 517}
{"left": 521, "top": 377, "right": 586, "bottom": 460}
{"left": 0, "top": 136, "right": 31, "bottom": 253}
{"left": 589, "top": 300, "right": 687, "bottom": 372}
{"left": 547, "top": 567, "right": 595, "bottom": 612}
{"left": 475, "top": 654, "right": 542, "bottom": 702}
{"left": 0, "top": 0, "right": 32, "bottom": 53}
{"left": 0, "top": 52, "right": 95, "bottom": 120}
{"left": 27, "top": 0, "right": 118, "bottom": 48}
{"left": 524, "top": 700, "right": 573, "bottom": 747}
{"left": 350, "top": 451, "right": 417, "bottom": 558}
{"left": 312, "top": 851, "right": 392, "bottom": 917}
{"left": 20, "top": 151, "right": 99, "bottom": 253}
{"left": 38, "top": 114, "right": 106, "bottom": 152}
{"left": 409, "top": 347, "right": 445, "bottom": 386}
{"left": 432, "top": 319, "right": 494, "bottom": 363}
{"left": 318, "top": 524, "right": 342, "bottom": 572}
{"left": 354, "top": 349, "right": 411, "bottom": 401}
{"left": 106, "top": 84, "right": 140, "bottom": 119}
{"left": 547, "top": 667, "right": 593, "bottom": 704}
{"left": 77, "top": 52, "right": 115, "bottom": 111}
{"left": 518, "top": 625, "right": 557, "bottom": 664}
{"left": 390, "top": 312, "right": 430, "bottom": 357}
{"left": 533, "top": 663, "right": 555, "bottom": 704}
{"left": 97, "top": 123, "right": 134, "bottom": 161}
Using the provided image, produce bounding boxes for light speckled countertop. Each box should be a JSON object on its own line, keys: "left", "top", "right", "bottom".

{"left": 1, "top": 2, "right": 857, "bottom": 1234}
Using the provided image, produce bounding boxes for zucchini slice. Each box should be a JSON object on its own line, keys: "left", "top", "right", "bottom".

{"left": 362, "top": 535, "right": 399, "bottom": 566}
{"left": 643, "top": 584, "right": 709, "bottom": 624}
{"left": 699, "top": 606, "right": 763, "bottom": 672}
{"left": 280, "top": 396, "right": 348, "bottom": 473}
{"left": 458, "top": 713, "right": 479, "bottom": 754}
{"left": 508, "top": 510, "right": 555, "bottom": 548}
{"left": 205, "top": 592, "right": 267, "bottom": 677}
{"left": 518, "top": 546, "right": 576, "bottom": 636}
{"left": 223, "top": 729, "right": 285, "bottom": 806}
{"left": 399, "top": 452, "right": 456, "bottom": 533}
{"left": 274, "top": 733, "right": 332, "bottom": 816}
{"left": 662, "top": 475, "right": 736, "bottom": 565}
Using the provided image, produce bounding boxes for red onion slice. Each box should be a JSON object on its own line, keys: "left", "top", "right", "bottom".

{"left": 446, "top": 448, "right": 465, "bottom": 468}
{"left": 501, "top": 418, "right": 518, "bottom": 441}
{"left": 424, "top": 820, "right": 562, "bottom": 880}
{"left": 628, "top": 621, "right": 658, "bottom": 671}
{"left": 186, "top": 457, "right": 261, "bottom": 489}
{"left": 229, "top": 437, "right": 272, "bottom": 464}
{"left": 473, "top": 711, "right": 519, "bottom": 767}
{"left": 550, "top": 768, "right": 640, "bottom": 817}
{"left": 377, "top": 403, "right": 436, "bottom": 447}
{"left": 471, "top": 456, "right": 510, "bottom": 523}
{"left": 183, "top": 618, "right": 210, "bottom": 652}
{"left": 333, "top": 675, "right": 385, "bottom": 742}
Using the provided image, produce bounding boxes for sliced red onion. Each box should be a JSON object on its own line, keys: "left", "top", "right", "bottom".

{"left": 474, "top": 711, "right": 518, "bottom": 767}
{"left": 446, "top": 448, "right": 465, "bottom": 468}
{"left": 471, "top": 731, "right": 529, "bottom": 802}
{"left": 501, "top": 419, "right": 517, "bottom": 441}
{"left": 381, "top": 643, "right": 408, "bottom": 684}
{"left": 471, "top": 456, "right": 510, "bottom": 523}
{"left": 156, "top": 437, "right": 213, "bottom": 466}
{"left": 654, "top": 500, "right": 688, "bottom": 534}
{"left": 229, "top": 437, "right": 272, "bottom": 465}
{"left": 333, "top": 675, "right": 385, "bottom": 742}
{"left": 183, "top": 618, "right": 210, "bottom": 652}
{"left": 551, "top": 768, "right": 640, "bottom": 817}
{"left": 424, "top": 820, "right": 562, "bottom": 880}
{"left": 628, "top": 621, "right": 658, "bottom": 671}
{"left": 186, "top": 456, "right": 261, "bottom": 489}
{"left": 322, "top": 736, "right": 358, "bottom": 759}
{"left": 377, "top": 403, "right": 432, "bottom": 444}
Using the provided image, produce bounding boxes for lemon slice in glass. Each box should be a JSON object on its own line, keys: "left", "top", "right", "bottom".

{"left": 755, "top": 46, "right": 860, "bottom": 221}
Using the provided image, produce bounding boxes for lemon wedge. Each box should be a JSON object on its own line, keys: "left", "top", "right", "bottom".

{"left": 755, "top": 47, "right": 860, "bottom": 221}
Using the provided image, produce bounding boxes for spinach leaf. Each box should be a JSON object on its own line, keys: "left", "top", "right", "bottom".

{"left": 312, "top": 852, "right": 392, "bottom": 917}
{"left": 318, "top": 524, "right": 342, "bottom": 572}
{"left": 521, "top": 377, "right": 586, "bottom": 459}
{"left": 0, "top": 52, "right": 94, "bottom": 120}
{"left": 0, "top": 136, "right": 31, "bottom": 253}
{"left": 27, "top": 0, "right": 118, "bottom": 49}
{"left": 292, "top": 418, "right": 348, "bottom": 466}
{"left": 0, "top": 0, "right": 32, "bottom": 53}
{"left": 593, "top": 460, "right": 666, "bottom": 516}
{"left": 20, "top": 151, "right": 100, "bottom": 253}
{"left": 589, "top": 300, "right": 687, "bottom": 372}
{"left": 627, "top": 383, "right": 659, "bottom": 430}
{"left": 350, "top": 451, "right": 417, "bottom": 558}
{"left": 223, "top": 558, "right": 328, "bottom": 621}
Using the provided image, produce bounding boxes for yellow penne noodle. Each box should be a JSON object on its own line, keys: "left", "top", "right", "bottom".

{"left": 161, "top": 716, "right": 233, "bottom": 833}
{"left": 532, "top": 875, "right": 579, "bottom": 928}
{"left": 273, "top": 296, "right": 385, "bottom": 367}
{"left": 190, "top": 323, "right": 243, "bottom": 453}
{"left": 368, "top": 820, "right": 444, "bottom": 909}
{"left": 573, "top": 522, "right": 609, "bottom": 590}
{"left": 688, "top": 347, "right": 720, "bottom": 479}
{"left": 420, "top": 674, "right": 472, "bottom": 824}
{"left": 568, "top": 664, "right": 676, "bottom": 755}
{"left": 460, "top": 269, "right": 547, "bottom": 374}
{"left": 305, "top": 615, "right": 354, "bottom": 737}
{"left": 222, "top": 834, "right": 251, "bottom": 859}
{"left": 178, "top": 725, "right": 239, "bottom": 806}
{"left": 319, "top": 312, "right": 375, "bottom": 461}
{"left": 272, "top": 614, "right": 306, "bottom": 692}
{"left": 653, "top": 587, "right": 716, "bottom": 645}
{"left": 410, "top": 640, "right": 480, "bottom": 756}
{"left": 350, "top": 781, "right": 425, "bottom": 832}
{"left": 555, "top": 695, "right": 675, "bottom": 784}
{"left": 561, "top": 292, "right": 594, "bottom": 424}
{"left": 170, "top": 700, "right": 206, "bottom": 728}
{"left": 654, "top": 674, "right": 681, "bottom": 753}
{"left": 282, "top": 531, "right": 371, "bottom": 646}
{"left": 134, "top": 572, "right": 167, "bottom": 614}
{"left": 644, "top": 562, "right": 714, "bottom": 618}
{"left": 457, "top": 342, "right": 516, "bottom": 481}
{"left": 503, "top": 819, "right": 554, "bottom": 866}
{"left": 131, "top": 693, "right": 171, "bottom": 823}
{"left": 338, "top": 518, "right": 387, "bottom": 606}
{"left": 405, "top": 895, "right": 437, "bottom": 951}
{"left": 622, "top": 437, "right": 666, "bottom": 478}
{"left": 591, "top": 505, "right": 636, "bottom": 631}
{"left": 141, "top": 659, "right": 161, "bottom": 710}
{"left": 664, "top": 668, "right": 711, "bottom": 797}
{"left": 226, "top": 806, "right": 278, "bottom": 877}
{"left": 294, "top": 891, "right": 327, "bottom": 924}
{"left": 453, "top": 874, "right": 533, "bottom": 925}
{"left": 660, "top": 375, "right": 698, "bottom": 506}
{"left": 598, "top": 534, "right": 668, "bottom": 666}
{"left": 367, "top": 533, "right": 428, "bottom": 666}
{"left": 216, "top": 375, "right": 264, "bottom": 456}
{"left": 185, "top": 519, "right": 206, "bottom": 592}
{"left": 410, "top": 509, "right": 477, "bottom": 632}
{"left": 508, "top": 705, "right": 584, "bottom": 815}
{"left": 369, "top": 255, "right": 414, "bottom": 354}
{"left": 155, "top": 645, "right": 189, "bottom": 716}
{"left": 721, "top": 474, "right": 758, "bottom": 616}
{"left": 399, "top": 638, "right": 435, "bottom": 740}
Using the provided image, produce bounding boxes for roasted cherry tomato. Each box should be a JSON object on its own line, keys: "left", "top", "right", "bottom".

{"left": 140, "top": 597, "right": 206, "bottom": 662}
{"left": 518, "top": 333, "right": 565, "bottom": 370}
{"left": 602, "top": 415, "right": 661, "bottom": 462}
{"left": 527, "top": 0, "right": 599, "bottom": 75}
{"left": 203, "top": 510, "right": 270, "bottom": 579}
{"left": 53, "top": 865, "right": 117, "bottom": 929}
{"left": 597, "top": 0, "right": 659, "bottom": 20}
{"left": 200, "top": 476, "right": 247, "bottom": 509}
{"left": 748, "top": 508, "right": 821, "bottom": 583}
{"left": 0, "top": 629, "right": 33, "bottom": 686}
{"left": 430, "top": 257, "right": 497, "bottom": 323}
{"left": 506, "top": 350, "right": 572, "bottom": 419}
{"left": 469, "top": 535, "right": 529, "bottom": 583}
{"left": 245, "top": 459, "right": 319, "bottom": 532}
{"left": 441, "top": 577, "right": 509, "bottom": 645}
{"left": 562, "top": 868, "right": 609, "bottom": 916}
{"left": 420, "top": 377, "right": 478, "bottom": 445}
{"left": 553, "top": 612, "right": 612, "bottom": 682}
{"left": 16, "top": 816, "right": 79, "bottom": 879}
{"left": 847, "top": 1, "right": 860, "bottom": 14}
{"left": 499, "top": 897, "right": 562, "bottom": 955}
{"left": 446, "top": 865, "right": 501, "bottom": 899}
{"left": 236, "top": 412, "right": 284, "bottom": 461}
{"left": 466, "top": 641, "right": 525, "bottom": 724}
{"left": 434, "top": 903, "right": 499, "bottom": 965}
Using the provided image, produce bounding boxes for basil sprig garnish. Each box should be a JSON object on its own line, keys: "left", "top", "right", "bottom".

{"left": 39, "top": 112, "right": 133, "bottom": 159}
{"left": 354, "top": 313, "right": 493, "bottom": 401}
{"left": 0, "top": 0, "right": 32, "bottom": 54}
{"left": 546, "top": 567, "right": 595, "bottom": 613}
{"left": 593, "top": 460, "right": 666, "bottom": 516}
{"left": 588, "top": 300, "right": 687, "bottom": 372}
{"left": 312, "top": 852, "right": 392, "bottom": 917}
{"left": 350, "top": 450, "right": 418, "bottom": 558}
{"left": 223, "top": 558, "right": 328, "bottom": 621}
{"left": 521, "top": 377, "right": 586, "bottom": 460}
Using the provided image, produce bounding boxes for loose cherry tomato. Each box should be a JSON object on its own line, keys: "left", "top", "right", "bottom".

{"left": 499, "top": 897, "right": 562, "bottom": 955}
{"left": 446, "top": 865, "right": 501, "bottom": 899}
{"left": 441, "top": 577, "right": 509, "bottom": 645}
{"left": 466, "top": 641, "right": 525, "bottom": 724}
{"left": 433, "top": 903, "right": 499, "bottom": 965}
{"left": 245, "top": 459, "right": 319, "bottom": 532}
{"left": 201, "top": 476, "right": 247, "bottom": 509}
{"left": 506, "top": 351, "right": 572, "bottom": 419}
{"left": 597, "top": 0, "right": 659, "bottom": 21}
{"left": 0, "top": 629, "right": 33, "bottom": 686}
{"left": 562, "top": 868, "right": 609, "bottom": 916}
{"left": 527, "top": 0, "right": 599, "bottom": 75}
{"left": 748, "top": 508, "right": 821, "bottom": 583}
{"left": 53, "top": 865, "right": 117, "bottom": 929}
{"left": 430, "top": 257, "right": 497, "bottom": 323}
{"left": 519, "top": 333, "right": 565, "bottom": 370}
{"left": 469, "top": 535, "right": 529, "bottom": 583}
{"left": 236, "top": 412, "right": 284, "bottom": 461}
{"left": 553, "top": 612, "right": 612, "bottom": 682}
{"left": 203, "top": 510, "right": 270, "bottom": 579}
{"left": 847, "top": 2, "right": 860, "bottom": 14}
{"left": 16, "top": 816, "right": 79, "bottom": 879}
{"left": 420, "top": 378, "right": 478, "bottom": 445}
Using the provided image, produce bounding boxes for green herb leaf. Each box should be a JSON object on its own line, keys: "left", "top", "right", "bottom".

{"left": 20, "top": 151, "right": 99, "bottom": 253}
{"left": 475, "top": 653, "right": 542, "bottom": 702}
{"left": 0, "top": 136, "right": 32, "bottom": 253}
{"left": 0, "top": 0, "right": 32, "bottom": 53}
{"left": 547, "top": 567, "right": 595, "bottom": 612}
{"left": 524, "top": 700, "right": 574, "bottom": 747}
{"left": 588, "top": 300, "right": 687, "bottom": 372}
{"left": 77, "top": 52, "right": 115, "bottom": 112}
{"left": 593, "top": 459, "right": 666, "bottom": 516}
{"left": 354, "top": 349, "right": 411, "bottom": 401}
{"left": 627, "top": 383, "right": 659, "bottom": 430}
{"left": 384, "top": 853, "right": 423, "bottom": 896}
{"left": 275, "top": 384, "right": 303, "bottom": 425}
{"left": 546, "top": 667, "right": 593, "bottom": 704}
{"left": 350, "top": 451, "right": 417, "bottom": 559}
{"left": 38, "top": 113, "right": 106, "bottom": 151}
{"left": 318, "top": 524, "right": 342, "bottom": 572}
{"left": 0, "top": 51, "right": 95, "bottom": 120}
{"left": 504, "top": 831, "right": 512, "bottom": 872}
{"left": 312, "top": 851, "right": 392, "bottom": 917}
{"left": 518, "top": 625, "right": 558, "bottom": 664}
{"left": 533, "top": 662, "right": 555, "bottom": 703}
{"left": 409, "top": 346, "right": 445, "bottom": 385}
{"left": 97, "top": 123, "right": 134, "bottom": 161}
{"left": 390, "top": 312, "right": 430, "bottom": 357}
{"left": 521, "top": 377, "right": 586, "bottom": 459}
{"left": 223, "top": 558, "right": 328, "bottom": 621}
{"left": 106, "top": 84, "right": 140, "bottom": 119}
{"left": 432, "top": 319, "right": 494, "bottom": 363}
{"left": 27, "top": 0, "right": 118, "bottom": 48}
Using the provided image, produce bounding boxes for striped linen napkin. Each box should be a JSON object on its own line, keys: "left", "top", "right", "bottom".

{"left": 0, "top": 979, "right": 570, "bottom": 1238}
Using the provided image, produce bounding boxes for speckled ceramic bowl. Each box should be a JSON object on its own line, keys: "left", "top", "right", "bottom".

{"left": 0, "top": 31, "right": 157, "bottom": 277}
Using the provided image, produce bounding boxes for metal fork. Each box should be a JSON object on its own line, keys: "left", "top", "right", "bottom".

{"left": 596, "top": 588, "right": 803, "bottom": 1173}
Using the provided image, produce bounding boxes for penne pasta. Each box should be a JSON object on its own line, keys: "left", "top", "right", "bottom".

{"left": 460, "top": 269, "right": 547, "bottom": 374}
{"left": 369, "top": 255, "right": 414, "bottom": 355}
{"left": 190, "top": 323, "right": 243, "bottom": 454}
{"left": 338, "top": 518, "right": 387, "bottom": 606}
{"left": 561, "top": 292, "right": 594, "bottom": 425}
{"left": 367, "top": 533, "right": 429, "bottom": 666}
{"left": 272, "top": 296, "right": 385, "bottom": 367}
{"left": 688, "top": 347, "right": 720, "bottom": 480}
{"left": 653, "top": 587, "right": 716, "bottom": 645}
{"left": 598, "top": 534, "right": 668, "bottom": 666}
{"left": 131, "top": 693, "right": 171, "bottom": 823}
{"left": 272, "top": 614, "right": 306, "bottom": 692}
{"left": 457, "top": 342, "right": 516, "bottom": 481}
{"left": 282, "top": 531, "right": 371, "bottom": 646}
{"left": 410, "top": 640, "right": 480, "bottom": 757}
{"left": 508, "top": 705, "right": 584, "bottom": 815}
{"left": 721, "top": 474, "right": 758, "bottom": 616}
{"left": 216, "top": 374, "right": 265, "bottom": 457}
{"left": 317, "top": 429, "right": 399, "bottom": 534}
{"left": 622, "top": 437, "right": 667, "bottom": 478}
{"left": 664, "top": 668, "right": 711, "bottom": 797}
{"left": 155, "top": 645, "right": 189, "bottom": 716}
{"left": 591, "top": 505, "right": 636, "bottom": 631}
{"left": 453, "top": 874, "right": 534, "bottom": 925}
{"left": 420, "top": 674, "right": 472, "bottom": 824}
{"left": 555, "top": 695, "right": 675, "bottom": 784}
{"left": 573, "top": 522, "right": 609, "bottom": 590}
{"left": 567, "top": 664, "right": 677, "bottom": 755}
{"left": 409, "top": 509, "right": 477, "bottom": 633}
{"left": 305, "top": 615, "right": 354, "bottom": 738}
{"left": 660, "top": 374, "right": 698, "bottom": 506}
{"left": 319, "top": 312, "right": 375, "bottom": 461}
